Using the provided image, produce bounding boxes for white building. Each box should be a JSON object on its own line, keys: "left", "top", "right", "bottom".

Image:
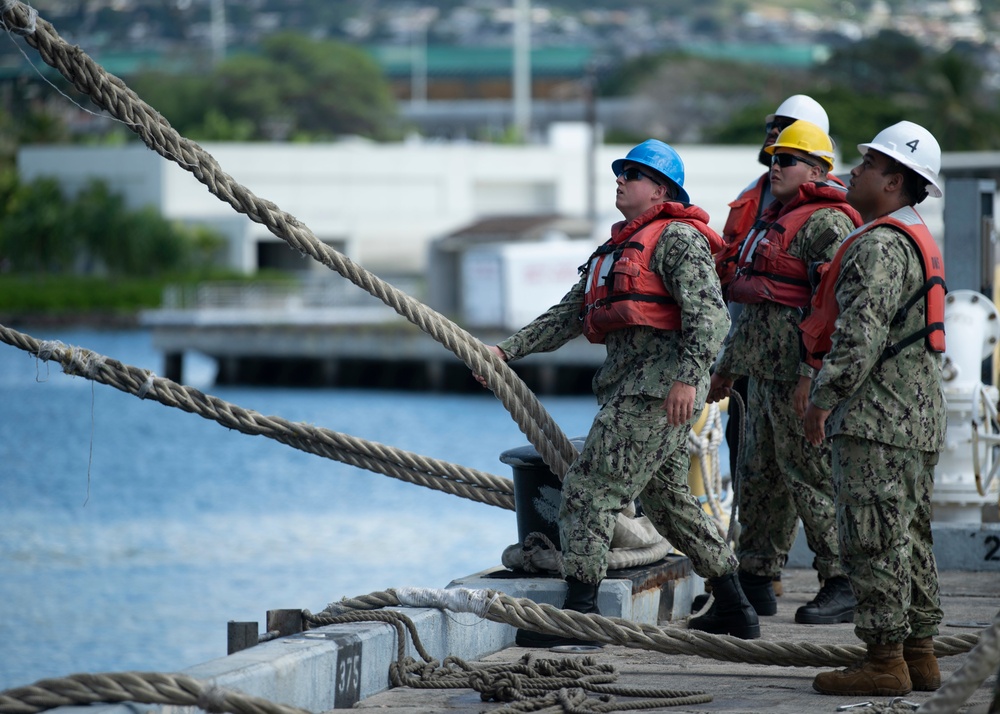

{"left": 18, "top": 122, "right": 951, "bottom": 325}
{"left": 19, "top": 124, "right": 782, "bottom": 278}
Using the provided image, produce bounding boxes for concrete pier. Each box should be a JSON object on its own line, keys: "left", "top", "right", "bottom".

{"left": 140, "top": 308, "right": 606, "bottom": 394}
{"left": 34, "top": 562, "right": 998, "bottom": 714}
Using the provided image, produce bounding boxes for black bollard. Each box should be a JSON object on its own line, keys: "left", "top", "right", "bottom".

{"left": 499, "top": 438, "right": 585, "bottom": 549}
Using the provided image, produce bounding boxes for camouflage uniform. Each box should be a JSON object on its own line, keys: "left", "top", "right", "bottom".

{"left": 499, "top": 219, "right": 734, "bottom": 584}
{"left": 810, "top": 214, "right": 946, "bottom": 645}
{"left": 717, "top": 208, "right": 854, "bottom": 580}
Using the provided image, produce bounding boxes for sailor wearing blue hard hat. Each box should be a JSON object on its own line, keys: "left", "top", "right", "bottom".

{"left": 476, "top": 137, "right": 758, "bottom": 646}
{"left": 611, "top": 138, "right": 690, "bottom": 206}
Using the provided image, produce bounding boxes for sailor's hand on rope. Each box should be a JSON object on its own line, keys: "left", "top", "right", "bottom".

{"left": 793, "top": 375, "right": 811, "bottom": 420}
{"left": 663, "top": 381, "right": 696, "bottom": 426}
{"left": 707, "top": 373, "right": 733, "bottom": 403}
{"left": 474, "top": 345, "right": 508, "bottom": 388}
{"left": 804, "top": 400, "right": 831, "bottom": 446}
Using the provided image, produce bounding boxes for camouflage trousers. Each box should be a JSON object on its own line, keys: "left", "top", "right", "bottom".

{"left": 831, "top": 434, "right": 943, "bottom": 644}
{"left": 737, "top": 377, "right": 843, "bottom": 580}
{"left": 559, "top": 392, "right": 739, "bottom": 585}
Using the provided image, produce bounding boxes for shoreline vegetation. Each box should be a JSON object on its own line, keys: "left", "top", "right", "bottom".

{"left": 0, "top": 275, "right": 156, "bottom": 329}
{"left": 0, "top": 273, "right": 282, "bottom": 330}
{"left": 0, "top": 310, "right": 141, "bottom": 329}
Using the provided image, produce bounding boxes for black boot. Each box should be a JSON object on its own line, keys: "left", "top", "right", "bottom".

{"left": 515, "top": 577, "right": 604, "bottom": 648}
{"left": 795, "top": 576, "right": 856, "bottom": 624}
{"left": 738, "top": 572, "right": 777, "bottom": 616}
{"left": 689, "top": 572, "right": 761, "bottom": 639}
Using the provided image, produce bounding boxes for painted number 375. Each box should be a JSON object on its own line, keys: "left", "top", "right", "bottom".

{"left": 338, "top": 654, "right": 361, "bottom": 694}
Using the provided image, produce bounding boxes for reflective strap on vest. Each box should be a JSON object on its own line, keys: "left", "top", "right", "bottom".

{"left": 878, "top": 275, "right": 948, "bottom": 364}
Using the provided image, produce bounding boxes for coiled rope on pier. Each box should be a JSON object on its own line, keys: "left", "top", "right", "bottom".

{"left": 0, "top": 0, "right": 577, "bottom": 482}
{"left": 308, "top": 608, "right": 713, "bottom": 712}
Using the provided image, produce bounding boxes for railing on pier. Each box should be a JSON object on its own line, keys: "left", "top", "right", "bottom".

{"left": 161, "top": 278, "right": 425, "bottom": 312}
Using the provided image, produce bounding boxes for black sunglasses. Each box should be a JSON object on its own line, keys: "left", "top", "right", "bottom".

{"left": 766, "top": 119, "right": 794, "bottom": 133}
{"left": 771, "top": 153, "right": 819, "bottom": 169}
{"left": 618, "top": 167, "right": 662, "bottom": 185}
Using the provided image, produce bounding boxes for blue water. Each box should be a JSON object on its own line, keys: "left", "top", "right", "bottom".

{"left": 0, "top": 327, "right": 598, "bottom": 690}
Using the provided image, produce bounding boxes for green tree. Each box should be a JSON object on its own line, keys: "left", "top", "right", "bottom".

{"left": 0, "top": 176, "right": 225, "bottom": 277}
{"left": 918, "top": 49, "right": 1000, "bottom": 150}
{"left": 257, "top": 32, "right": 397, "bottom": 139}
{"left": 809, "top": 31, "right": 1000, "bottom": 151}
{"left": 130, "top": 32, "right": 398, "bottom": 141}
{"left": 0, "top": 177, "right": 76, "bottom": 272}
{"left": 699, "top": 30, "right": 1000, "bottom": 153}
{"left": 68, "top": 178, "right": 127, "bottom": 275}
{"left": 819, "top": 30, "right": 927, "bottom": 98}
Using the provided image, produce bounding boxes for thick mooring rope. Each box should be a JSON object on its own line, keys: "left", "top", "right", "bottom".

{"left": 0, "top": 672, "right": 311, "bottom": 714}
{"left": 310, "top": 587, "right": 981, "bottom": 669}
{"left": 4, "top": 324, "right": 677, "bottom": 564}
{"left": 0, "top": 0, "right": 577, "bottom": 482}
{"left": 0, "top": 325, "right": 516, "bottom": 510}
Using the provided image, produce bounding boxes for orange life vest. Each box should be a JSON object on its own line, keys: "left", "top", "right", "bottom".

{"left": 726, "top": 182, "right": 862, "bottom": 308}
{"left": 717, "top": 172, "right": 846, "bottom": 290}
{"left": 717, "top": 174, "right": 769, "bottom": 288}
{"left": 581, "top": 202, "right": 724, "bottom": 344}
{"left": 722, "top": 174, "right": 770, "bottom": 246}
{"left": 799, "top": 207, "right": 947, "bottom": 369}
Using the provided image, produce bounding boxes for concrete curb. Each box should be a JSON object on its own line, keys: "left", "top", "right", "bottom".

{"left": 788, "top": 521, "right": 1000, "bottom": 571}
{"left": 50, "top": 561, "right": 698, "bottom": 714}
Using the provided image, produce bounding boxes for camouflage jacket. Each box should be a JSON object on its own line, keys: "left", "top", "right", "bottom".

{"left": 717, "top": 208, "right": 855, "bottom": 382}
{"left": 810, "top": 219, "right": 947, "bottom": 451}
{"left": 498, "top": 218, "right": 730, "bottom": 404}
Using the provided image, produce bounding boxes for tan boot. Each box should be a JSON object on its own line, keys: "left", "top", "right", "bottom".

{"left": 813, "top": 643, "right": 912, "bottom": 696}
{"left": 904, "top": 637, "right": 941, "bottom": 691}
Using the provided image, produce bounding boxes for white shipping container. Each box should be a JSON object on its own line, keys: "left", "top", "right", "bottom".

{"left": 460, "top": 240, "right": 595, "bottom": 330}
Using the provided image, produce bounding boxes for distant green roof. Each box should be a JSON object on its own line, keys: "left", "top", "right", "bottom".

{"left": 366, "top": 45, "right": 593, "bottom": 77}
{"left": 0, "top": 41, "right": 823, "bottom": 84}
{"left": 678, "top": 41, "right": 830, "bottom": 67}
{"left": 90, "top": 50, "right": 198, "bottom": 76}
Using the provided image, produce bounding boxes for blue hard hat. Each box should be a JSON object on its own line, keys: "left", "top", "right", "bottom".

{"left": 611, "top": 139, "right": 689, "bottom": 204}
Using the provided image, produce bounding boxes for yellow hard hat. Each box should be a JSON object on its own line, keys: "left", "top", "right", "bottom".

{"left": 764, "top": 120, "right": 835, "bottom": 171}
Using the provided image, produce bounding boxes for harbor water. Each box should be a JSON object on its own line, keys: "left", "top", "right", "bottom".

{"left": 0, "top": 327, "right": 599, "bottom": 690}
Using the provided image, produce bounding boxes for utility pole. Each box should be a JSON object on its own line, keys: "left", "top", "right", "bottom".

{"left": 585, "top": 61, "right": 597, "bottom": 222}
{"left": 210, "top": 0, "right": 226, "bottom": 67}
{"left": 512, "top": 0, "right": 531, "bottom": 141}
{"left": 411, "top": 14, "right": 429, "bottom": 108}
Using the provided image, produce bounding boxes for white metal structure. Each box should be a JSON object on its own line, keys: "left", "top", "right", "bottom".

{"left": 935, "top": 289, "right": 1000, "bottom": 522}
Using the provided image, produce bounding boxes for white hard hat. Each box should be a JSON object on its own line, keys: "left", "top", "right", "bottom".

{"left": 858, "top": 120, "right": 942, "bottom": 198}
{"left": 765, "top": 94, "right": 829, "bottom": 134}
